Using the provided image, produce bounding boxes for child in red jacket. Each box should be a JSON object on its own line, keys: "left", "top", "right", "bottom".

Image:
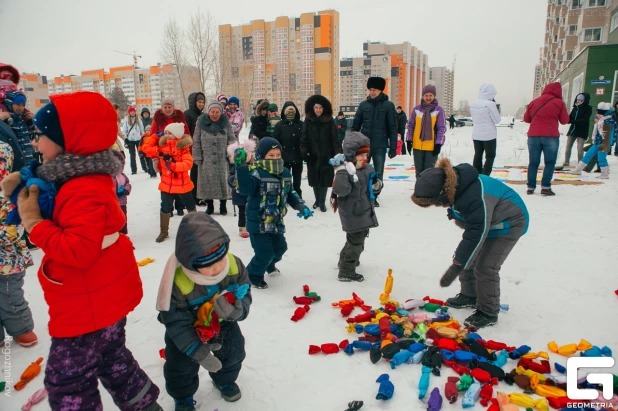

{"left": 13, "top": 91, "right": 161, "bottom": 411}
{"left": 141, "top": 122, "right": 195, "bottom": 242}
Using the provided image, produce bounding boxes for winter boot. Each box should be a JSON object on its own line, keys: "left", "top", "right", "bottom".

{"left": 15, "top": 331, "right": 38, "bottom": 347}
{"left": 143, "top": 402, "right": 164, "bottom": 411}
{"left": 312, "top": 187, "right": 319, "bottom": 209}
{"left": 598, "top": 166, "right": 610, "bottom": 179}
{"left": 267, "top": 266, "right": 281, "bottom": 276}
{"left": 446, "top": 293, "right": 477, "bottom": 309}
{"left": 338, "top": 272, "right": 365, "bottom": 282}
{"left": 464, "top": 310, "right": 498, "bottom": 329}
{"left": 570, "top": 161, "right": 586, "bottom": 175}
{"left": 213, "top": 381, "right": 242, "bottom": 402}
{"left": 252, "top": 279, "right": 268, "bottom": 289}
{"left": 205, "top": 200, "right": 214, "bottom": 215}
{"left": 374, "top": 196, "right": 380, "bottom": 207}
{"left": 526, "top": 188, "right": 535, "bottom": 195}
{"left": 239, "top": 227, "right": 249, "bottom": 238}
{"left": 319, "top": 187, "right": 328, "bottom": 212}
{"left": 176, "top": 208, "right": 185, "bottom": 217}
{"left": 220, "top": 200, "right": 228, "bottom": 216}
{"left": 541, "top": 188, "right": 556, "bottom": 196}
{"left": 156, "top": 212, "right": 171, "bottom": 243}
{"left": 174, "top": 397, "right": 196, "bottom": 411}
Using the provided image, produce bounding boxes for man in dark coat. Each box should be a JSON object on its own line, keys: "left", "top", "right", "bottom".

{"left": 301, "top": 95, "right": 340, "bottom": 212}
{"left": 336, "top": 111, "right": 347, "bottom": 143}
{"left": 352, "top": 76, "right": 397, "bottom": 206}
{"left": 396, "top": 106, "right": 408, "bottom": 155}
{"left": 448, "top": 114, "right": 456, "bottom": 130}
{"left": 184, "top": 92, "right": 206, "bottom": 205}
{"left": 411, "top": 157, "right": 529, "bottom": 329}
{"left": 273, "top": 101, "right": 303, "bottom": 198}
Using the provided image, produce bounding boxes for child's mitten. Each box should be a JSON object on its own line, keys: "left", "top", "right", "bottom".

{"left": 193, "top": 343, "right": 222, "bottom": 373}
{"left": 440, "top": 263, "right": 464, "bottom": 287}
{"left": 234, "top": 147, "right": 247, "bottom": 166}
{"left": 17, "top": 185, "right": 43, "bottom": 232}
{"left": 329, "top": 153, "right": 345, "bottom": 167}
{"left": 297, "top": 206, "right": 314, "bottom": 220}
{"left": 213, "top": 293, "right": 244, "bottom": 321}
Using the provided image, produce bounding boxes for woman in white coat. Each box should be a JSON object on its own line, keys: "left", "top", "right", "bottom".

{"left": 470, "top": 84, "right": 501, "bottom": 175}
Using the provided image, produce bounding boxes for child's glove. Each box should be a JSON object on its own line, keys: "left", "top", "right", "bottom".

{"left": 297, "top": 206, "right": 314, "bottom": 220}
{"left": 17, "top": 185, "right": 43, "bottom": 233}
{"left": 162, "top": 153, "right": 173, "bottom": 161}
{"left": 433, "top": 144, "right": 442, "bottom": 156}
{"left": 234, "top": 147, "right": 247, "bottom": 166}
{"left": 193, "top": 342, "right": 222, "bottom": 373}
{"left": 214, "top": 292, "right": 244, "bottom": 321}
{"left": 117, "top": 185, "right": 126, "bottom": 196}
{"left": 329, "top": 153, "right": 345, "bottom": 167}
{"left": 345, "top": 162, "right": 357, "bottom": 176}
{"left": 155, "top": 130, "right": 164, "bottom": 137}
{"left": 440, "top": 263, "right": 463, "bottom": 287}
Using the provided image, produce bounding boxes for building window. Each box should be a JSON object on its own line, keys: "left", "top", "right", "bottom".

{"left": 571, "top": 0, "right": 582, "bottom": 8}
{"left": 566, "top": 50, "right": 574, "bottom": 60}
{"left": 569, "top": 24, "right": 578, "bottom": 35}
{"left": 611, "top": 13, "right": 618, "bottom": 32}
{"left": 580, "top": 27, "right": 602, "bottom": 42}
{"left": 588, "top": 0, "right": 605, "bottom": 6}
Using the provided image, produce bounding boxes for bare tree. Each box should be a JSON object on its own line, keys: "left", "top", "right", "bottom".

{"left": 161, "top": 18, "right": 188, "bottom": 109}
{"left": 456, "top": 99, "right": 471, "bottom": 116}
{"left": 187, "top": 9, "right": 218, "bottom": 92}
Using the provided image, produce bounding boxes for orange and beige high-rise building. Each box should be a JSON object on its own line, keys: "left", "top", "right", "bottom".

{"left": 48, "top": 64, "right": 200, "bottom": 111}
{"left": 219, "top": 10, "right": 340, "bottom": 115}
{"left": 17, "top": 73, "right": 50, "bottom": 114}
{"left": 339, "top": 41, "right": 429, "bottom": 115}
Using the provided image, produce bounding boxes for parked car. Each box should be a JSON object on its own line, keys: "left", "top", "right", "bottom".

{"left": 455, "top": 119, "right": 465, "bottom": 127}
{"left": 458, "top": 117, "right": 473, "bottom": 126}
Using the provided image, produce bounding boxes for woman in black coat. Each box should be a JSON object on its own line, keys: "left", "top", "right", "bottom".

{"left": 301, "top": 95, "right": 340, "bottom": 212}
{"left": 273, "top": 101, "right": 304, "bottom": 198}
{"left": 562, "top": 92, "right": 591, "bottom": 167}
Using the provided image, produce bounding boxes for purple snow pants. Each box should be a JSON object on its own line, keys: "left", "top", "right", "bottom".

{"left": 45, "top": 317, "right": 159, "bottom": 411}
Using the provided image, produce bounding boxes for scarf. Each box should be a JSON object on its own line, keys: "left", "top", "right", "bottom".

{"left": 254, "top": 159, "right": 284, "bottom": 175}
{"left": 198, "top": 113, "right": 229, "bottom": 135}
{"left": 420, "top": 100, "right": 438, "bottom": 142}
{"left": 36, "top": 149, "right": 123, "bottom": 185}
{"left": 286, "top": 113, "right": 296, "bottom": 121}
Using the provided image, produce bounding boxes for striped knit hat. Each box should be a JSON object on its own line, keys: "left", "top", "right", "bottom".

{"left": 193, "top": 243, "right": 229, "bottom": 269}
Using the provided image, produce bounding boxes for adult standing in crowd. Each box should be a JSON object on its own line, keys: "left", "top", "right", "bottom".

{"left": 561, "top": 93, "right": 591, "bottom": 168}
{"left": 336, "top": 111, "right": 347, "bottom": 145}
{"left": 147, "top": 98, "right": 190, "bottom": 215}
{"left": 184, "top": 92, "right": 206, "bottom": 205}
{"left": 470, "top": 84, "right": 501, "bottom": 176}
{"left": 274, "top": 101, "right": 304, "bottom": 198}
{"left": 228, "top": 96, "right": 245, "bottom": 138}
{"left": 352, "top": 76, "right": 397, "bottom": 207}
{"left": 140, "top": 107, "right": 152, "bottom": 128}
{"left": 301, "top": 95, "right": 340, "bottom": 212}
{"left": 396, "top": 106, "right": 408, "bottom": 155}
{"left": 193, "top": 101, "right": 236, "bottom": 216}
{"left": 122, "top": 106, "right": 145, "bottom": 175}
{"left": 406, "top": 85, "right": 447, "bottom": 177}
{"left": 217, "top": 94, "right": 230, "bottom": 118}
{"left": 448, "top": 114, "right": 456, "bottom": 130}
{"left": 523, "top": 82, "right": 569, "bottom": 196}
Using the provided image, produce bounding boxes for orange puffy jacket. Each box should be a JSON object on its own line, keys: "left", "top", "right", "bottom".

{"left": 142, "top": 135, "right": 194, "bottom": 194}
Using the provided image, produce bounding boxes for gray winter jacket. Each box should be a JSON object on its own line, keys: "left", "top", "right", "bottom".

{"left": 157, "top": 213, "right": 252, "bottom": 359}
{"left": 332, "top": 132, "right": 381, "bottom": 233}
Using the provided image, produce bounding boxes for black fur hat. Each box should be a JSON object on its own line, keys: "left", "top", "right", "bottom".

{"left": 367, "top": 77, "right": 386, "bottom": 91}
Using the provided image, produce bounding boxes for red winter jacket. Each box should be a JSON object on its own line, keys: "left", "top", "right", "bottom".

{"left": 524, "top": 83, "right": 570, "bottom": 137}
{"left": 29, "top": 92, "right": 143, "bottom": 338}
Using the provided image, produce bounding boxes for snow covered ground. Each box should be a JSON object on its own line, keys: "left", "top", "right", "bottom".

{"left": 3, "top": 121, "right": 617, "bottom": 410}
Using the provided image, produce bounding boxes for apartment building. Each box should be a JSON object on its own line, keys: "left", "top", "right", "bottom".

{"left": 339, "top": 41, "right": 429, "bottom": 115}
{"left": 219, "top": 10, "right": 340, "bottom": 116}
{"left": 16, "top": 73, "right": 50, "bottom": 114}
{"left": 48, "top": 64, "right": 200, "bottom": 111}
{"left": 534, "top": 0, "right": 618, "bottom": 96}
{"left": 428, "top": 67, "right": 455, "bottom": 116}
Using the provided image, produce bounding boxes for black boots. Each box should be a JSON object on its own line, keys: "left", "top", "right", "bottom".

{"left": 205, "top": 200, "right": 214, "bottom": 215}
{"left": 220, "top": 200, "right": 228, "bottom": 216}
{"left": 312, "top": 187, "right": 319, "bottom": 209}
{"left": 446, "top": 293, "right": 477, "bottom": 309}
{"left": 311, "top": 187, "right": 328, "bottom": 212}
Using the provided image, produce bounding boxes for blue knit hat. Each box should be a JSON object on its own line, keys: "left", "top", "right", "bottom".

{"left": 256, "top": 137, "right": 282, "bottom": 159}
{"left": 33, "top": 101, "right": 64, "bottom": 148}
{"left": 193, "top": 243, "right": 229, "bottom": 269}
{"left": 229, "top": 96, "right": 239, "bottom": 106}
{"left": 13, "top": 93, "right": 26, "bottom": 105}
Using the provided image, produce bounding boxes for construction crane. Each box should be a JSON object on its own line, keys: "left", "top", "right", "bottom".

{"left": 113, "top": 50, "right": 142, "bottom": 66}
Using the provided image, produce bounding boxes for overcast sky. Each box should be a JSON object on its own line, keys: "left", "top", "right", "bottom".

{"left": 2, "top": 0, "right": 546, "bottom": 115}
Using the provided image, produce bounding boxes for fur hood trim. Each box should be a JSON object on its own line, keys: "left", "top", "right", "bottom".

{"left": 153, "top": 108, "right": 185, "bottom": 126}
{"left": 255, "top": 100, "right": 270, "bottom": 117}
{"left": 197, "top": 111, "right": 230, "bottom": 133}
{"left": 304, "top": 95, "right": 333, "bottom": 123}
{"left": 437, "top": 157, "right": 457, "bottom": 204}
{"left": 227, "top": 139, "right": 256, "bottom": 159}
{"left": 176, "top": 134, "right": 193, "bottom": 150}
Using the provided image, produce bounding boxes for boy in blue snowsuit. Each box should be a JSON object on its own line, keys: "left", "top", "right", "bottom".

{"left": 157, "top": 213, "right": 252, "bottom": 410}
{"left": 3, "top": 91, "right": 36, "bottom": 162}
{"left": 412, "top": 157, "right": 529, "bottom": 329}
{"left": 235, "top": 137, "right": 313, "bottom": 289}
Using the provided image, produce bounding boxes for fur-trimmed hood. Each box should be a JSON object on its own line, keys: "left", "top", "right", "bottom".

{"left": 197, "top": 111, "right": 230, "bottom": 134}
{"left": 255, "top": 100, "right": 270, "bottom": 117}
{"left": 227, "top": 139, "right": 256, "bottom": 162}
{"left": 280, "top": 101, "right": 301, "bottom": 122}
{"left": 304, "top": 95, "right": 333, "bottom": 123}
{"left": 411, "top": 157, "right": 466, "bottom": 208}
{"left": 153, "top": 108, "right": 185, "bottom": 126}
